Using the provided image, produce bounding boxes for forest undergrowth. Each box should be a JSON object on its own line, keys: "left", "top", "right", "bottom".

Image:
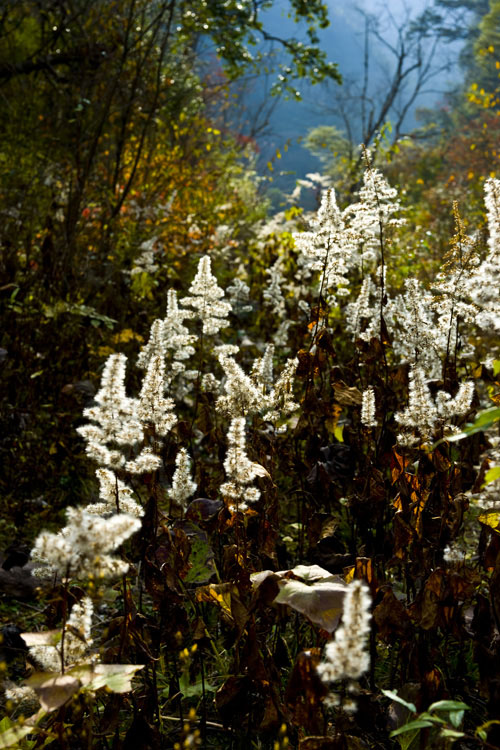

{"left": 1, "top": 153, "right": 500, "bottom": 750}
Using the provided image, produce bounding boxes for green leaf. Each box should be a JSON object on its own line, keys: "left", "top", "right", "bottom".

{"left": 433, "top": 407, "right": 500, "bottom": 449}
{"left": 395, "top": 729, "right": 420, "bottom": 750}
{"left": 0, "top": 718, "right": 34, "bottom": 749}
{"left": 445, "top": 407, "right": 500, "bottom": 442}
{"left": 184, "top": 535, "right": 215, "bottom": 584}
{"left": 428, "top": 700, "right": 469, "bottom": 713}
{"left": 484, "top": 467, "right": 500, "bottom": 486}
{"left": 449, "top": 710, "right": 465, "bottom": 728}
{"left": 0, "top": 711, "right": 46, "bottom": 749}
{"left": 178, "top": 671, "right": 216, "bottom": 698}
{"left": 439, "top": 728, "right": 465, "bottom": 739}
{"left": 493, "top": 359, "right": 500, "bottom": 376}
{"left": 334, "top": 424, "right": 344, "bottom": 442}
{"left": 381, "top": 689, "right": 417, "bottom": 714}
{"left": 390, "top": 720, "right": 434, "bottom": 737}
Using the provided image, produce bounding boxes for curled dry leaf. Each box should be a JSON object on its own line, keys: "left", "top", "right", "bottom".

{"left": 274, "top": 579, "right": 347, "bottom": 633}
{"left": 25, "top": 672, "right": 80, "bottom": 712}
{"left": 251, "top": 564, "right": 347, "bottom": 632}
{"left": 21, "top": 630, "right": 61, "bottom": 647}
{"left": 70, "top": 663, "right": 145, "bottom": 693}
{"left": 251, "top": 462, "right": 272, "bottom": 479}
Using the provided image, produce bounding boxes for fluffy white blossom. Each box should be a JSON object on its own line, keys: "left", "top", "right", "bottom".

{"left": 201, "top": 372, "right": 220, "bottom": 393}
{"left": 31, "top": 507, "right": 141, "bottom": 580}
{"left": 217, "top": 350, "right": 298, "bottom": 424}
{"left": 344, "top": 276, "right": 381, "bottom": 342}
{"left": 468, "top": 178, "right": 500, "bottom": 335}
{"left": 395, "top": 366, "right": 474, "bottom": 446}
{"left": 216, "top": 354, "right": 268, "bottom": 417}
{"left": 384, "top": 278, "right": 442, "bottom": 378}
{"left": 168, "top": 448, "right": 197, "bottom": 507}
{"left": 181, "top": 255, "right": 231, "bottom": 335}
{"left": 220, "top": 417, "right": 266, "bottom": 511}
{"left": 137, "top": 318, "right": 167, "bottom": 370}
{"left": 294, "top": 188, "right": 352, "bottom": 301}
{"left": 137, "top": 354, "right": 177, "bottom": 437}
{"left": 317, "top": 580, "right": 371, "bottom": 710}
{"left": 226, "top": 277, "right": 253, "bottom": 314}
{"left": 77, "top": 354, "right": 143, "bottom": 466}
{"left": 251, "top": 344, "right": 275, "bottom": 388}
{"left": 273, "top": 319, "right": 293, "bottom": 348}
{"left": 263, "top": 356, "right": 299, "bottom": 424}
{"left": 361, "top": 387, "right": 377, "bottom": 428}
{"left": 130, "top": 237, "right": 159, "bottom": 276}
{"left": 86, "top": 468, "right": 143, "bottom": 517}
{"left": 263, "top": 258, "right": 287, "bottom": 316}
{"left": 344, "top": 165, "right": 403, "bottom": 267}
{"left": 125, "top": 446, "right": 162, "bottom": 475}
{"left": 163, "top": 289, "right": 196, "bottom": 361}
{"left": 29, "top": 597, "right": 94, "bottom": 672}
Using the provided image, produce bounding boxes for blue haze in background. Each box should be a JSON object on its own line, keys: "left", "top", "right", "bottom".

{"left": 235, "top": 0, "right": 462, "bottom": 202}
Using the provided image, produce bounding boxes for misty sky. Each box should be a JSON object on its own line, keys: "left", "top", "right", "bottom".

{"left": 248, "top": 0, "right": 463, "bottom": 198}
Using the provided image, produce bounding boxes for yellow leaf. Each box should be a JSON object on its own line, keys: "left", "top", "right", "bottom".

{"left": 479, "top": 511, "right": 500, "bottom": 532}
{"left": 344, "top": 566, "right": 355, "bottom": 583}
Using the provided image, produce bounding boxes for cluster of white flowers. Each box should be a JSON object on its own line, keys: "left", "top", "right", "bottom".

{"left": 293, "top": 188, "right": 352, "bottom": 302}
{"left": 317, "top": 580, "right": 371, "bottom": 711}
{"left": 77, "top": 354, "right": 143, "bottom": 469}
{"left": 262, "top": 355, "right": 299, "bottom": 425}
{"left": 468, "top": 178, "right": 500, "bottom": 336}
{"left": 130, "top": 237, "right": 160, "bottom": 276}
{"left": 384, "top": 279, "right": 442, "bottom": 378}
{"left": 344, "top": 165, "right": 403, "bottom": 267}
{"left": 137, "top": 318, "right": 167, "bottom": 370}
{"left": 125, "top": 446, "right": 162, "bottom": 475}
{"left": 360, "top": 387, "right": 377, "bottom": 428}
{"left": 216, "top": 349, "right": 298, "bottom": 425}
{"left": 32, "top": 507, "right": 141, "bottom": 580}
{"left": 263, "top": 258, "right": 287, "bottom": 317}
{"left": 444, "top": 431, "right": 500, "bottom": 563}
{"left": 220, "top": 417, "right": 266, "bottom": 511}
{"left": 216, "top": 353, "right": 266, "bottom": 416}
{"left": 292, "top": 162, "right": 403, "bottom": 312}
{"left": 137, "top": 354, "right": 177, "bottom": 437}
{"left": 167, "top": 448, "right": 197, "bottom": 507}
{"left": 344, "top": 274, "right": 383, "bottom": 343}
{"left": 226, "top": 276, "right": 252, "bottom": 315}
{"left": 181, "top": 255, "right": 232, "bottom": 335}
{"left": 252, "top": 343, "right": 275, "bottom": 388}
{"left": 29, "top": 597, "right": 94, "bottom": 672}
{"left": 395, "top": 366, "right": 474, "bottom": 446}
{"left": 162, "top": 289, "right": 197, "bottom": 362}
{"left": 86, "top": 468, "right": 143, "bottom": 517}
